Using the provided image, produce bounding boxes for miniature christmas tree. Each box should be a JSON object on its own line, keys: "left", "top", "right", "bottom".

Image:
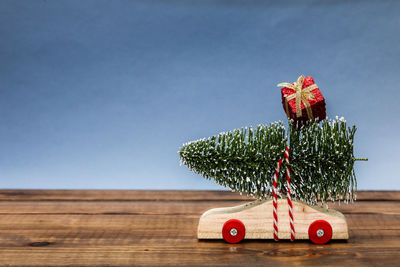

{"left": 179, "top": 118, "right": 366, "bottom": 205}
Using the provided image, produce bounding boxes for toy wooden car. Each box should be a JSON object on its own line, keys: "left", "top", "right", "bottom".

{"left": 198, "top": 199, "right": 348, "bottom": 244}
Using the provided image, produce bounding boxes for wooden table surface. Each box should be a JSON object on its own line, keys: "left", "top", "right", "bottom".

{"left": 0, "top": 190, "right": 399, "bottom": 266}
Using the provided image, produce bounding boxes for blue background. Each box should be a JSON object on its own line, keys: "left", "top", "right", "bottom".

{"left": 0, "top": 0, "right": 398, "bottom": 189}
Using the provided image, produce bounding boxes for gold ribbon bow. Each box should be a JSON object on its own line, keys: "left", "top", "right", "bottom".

{"left": 277, "top": 75, "right": 319, "bottom": 119}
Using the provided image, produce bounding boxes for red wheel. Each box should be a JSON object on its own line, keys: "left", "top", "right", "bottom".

{"left": 222, "top": 219, "right": 245, "bottom": 243}
{"left": 308, "top": 220, "right": 333, "bottom": 244}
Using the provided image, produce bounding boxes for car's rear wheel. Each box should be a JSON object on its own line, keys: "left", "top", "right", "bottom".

{"left": 222, "top": 219, "right": 245, "bottom": 243}
{"left": 308, "top": 220, "right": 333, "bottom": 244}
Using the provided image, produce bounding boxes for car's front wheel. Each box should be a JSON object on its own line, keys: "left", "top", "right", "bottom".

{"left": 222, "top": 219, "right": 245, "bottom": 243}
{"left": 308, "top": 220, "right": 333, "bottom": 244}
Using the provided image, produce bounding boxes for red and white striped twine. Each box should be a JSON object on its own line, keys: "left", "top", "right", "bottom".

{"left": 273, "top": 147, "right": 295, "bottom": 242}
{"left": 272, "top": 158, "right": 283, "bottom": 241}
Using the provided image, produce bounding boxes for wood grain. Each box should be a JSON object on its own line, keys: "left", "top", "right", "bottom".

{"left": 0, "top": 190, "right": 398, "bottom": 266}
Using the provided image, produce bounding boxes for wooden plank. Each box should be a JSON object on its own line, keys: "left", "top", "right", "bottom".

{"left": 0, "top": 190, "right": 254, "bottom": 201}
{"left": 0, "top": 213, "right": 399, "bottom": 266}
{"left": 0, "top": 190, "right": 398, "bottom": 201}
{"left": 0, "top": 214, "right": 398, "bottom": 240}
{"left": 1, "top": 245, "right": 399, "bottom": 267}
{"left": 0, "top": 245, "right": 399, "bottom": 267}
{"left": 0, "top": 190, "right": 398, "bottom": 266}
{"left": 0, "top": 200, "right": 398, "bottom": 215}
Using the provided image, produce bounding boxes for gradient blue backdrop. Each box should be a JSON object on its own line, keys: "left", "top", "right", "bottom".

{"left": 0, "top": 0, "right": 398, "bottom": 189}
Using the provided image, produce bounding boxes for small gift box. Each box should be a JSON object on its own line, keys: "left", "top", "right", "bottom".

{"left": 278, "top": 75, "right": 326, "bottom": 125}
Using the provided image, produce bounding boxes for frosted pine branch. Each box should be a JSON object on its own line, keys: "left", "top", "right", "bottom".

{"left": 179, "top": 118, "right": 359, "bottom": 205}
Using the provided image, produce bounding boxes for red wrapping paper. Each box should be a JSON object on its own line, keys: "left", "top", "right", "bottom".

{"left": 280, "top": 76, "right": 326, "bottom": 125}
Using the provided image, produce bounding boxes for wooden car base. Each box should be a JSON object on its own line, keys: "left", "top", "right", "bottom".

{"left": 198, "top": 199, "right": 348, "bottom": 244}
